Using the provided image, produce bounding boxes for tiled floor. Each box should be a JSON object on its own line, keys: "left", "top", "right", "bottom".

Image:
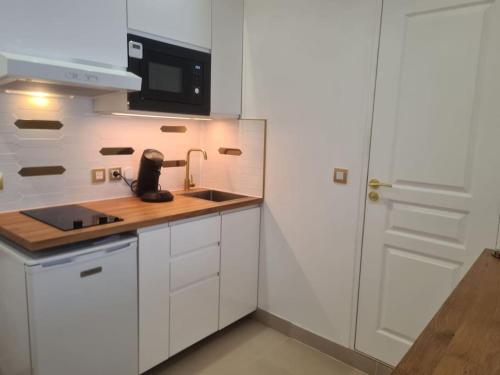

{"left": 146, "top": 318, "right": 366, "bottom": 375}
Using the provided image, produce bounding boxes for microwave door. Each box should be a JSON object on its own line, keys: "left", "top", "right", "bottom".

{"left": 141, "top": 52, "right": 192, "bottom": 103}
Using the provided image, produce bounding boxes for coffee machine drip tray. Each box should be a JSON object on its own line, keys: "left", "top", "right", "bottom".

{"left": 141, "top": 191, "right": 174, "bottom": 203}
{"left": 21, "top": 204, "right": 123, "bottom": 231}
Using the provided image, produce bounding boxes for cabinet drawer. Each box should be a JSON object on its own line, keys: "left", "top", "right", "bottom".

{"left": 170, "top": 276, "right": 219, "bottom": 356}
{"left": 171, "top": 215, "right": 221, "bottom": 256}
{"left": 170, "top": 245, "right": 220, "bottom": 291}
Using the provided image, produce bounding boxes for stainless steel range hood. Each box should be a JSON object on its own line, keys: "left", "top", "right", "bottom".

{"left": 0, "top": 52, "right": 141, "bottom": 97}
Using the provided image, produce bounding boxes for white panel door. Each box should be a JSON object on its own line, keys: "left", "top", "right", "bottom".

{"left": 128, "top": 0, "right": 212, "bottom": 50}
{"left": 356, "top": 0, "right": 500, "bottom": 366}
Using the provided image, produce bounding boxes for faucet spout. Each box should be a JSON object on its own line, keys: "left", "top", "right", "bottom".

{"left": 185, "top": 148, "right": 208, "bottom": 191}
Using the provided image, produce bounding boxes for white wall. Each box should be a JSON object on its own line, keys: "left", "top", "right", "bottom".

{"left": 243, "top": 0, "right": 382, "bottom": 346}
{"left": 201, "top": 119, "right": 265, "bottom": 198}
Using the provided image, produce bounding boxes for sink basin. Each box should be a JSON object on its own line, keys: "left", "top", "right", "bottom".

{"left": 182, "top": 190, "right": 247, "bottom": 202}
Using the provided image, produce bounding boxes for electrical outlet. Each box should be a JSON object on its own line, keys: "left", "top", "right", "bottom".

{"left": 91, "top": 169, "right": 106, "bottom": 184}
{"left": 109, "top": 167, "right": 122, "bottom": 181}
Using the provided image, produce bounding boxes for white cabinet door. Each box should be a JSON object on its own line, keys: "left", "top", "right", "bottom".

{"left": 211, "top": 0, "right": 244, "bottom": 117}
{"left": 170, "top": 276, "right": 220, "bottom": 356}
{"left": 138, "top": 224, "right": 171, "bottom": 373}
{"left": 220, "top": 207, "right": 260, "bottom": 328}
{"left": 0, "top": 0, "right": 127, "bottom": 68}
{"left": 128, "top": 0, "right": 212, "bottom": 50}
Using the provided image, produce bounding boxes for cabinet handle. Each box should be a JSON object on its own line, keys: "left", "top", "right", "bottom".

{"left": 80, "top": 267, "right": 103, "bottom": 278}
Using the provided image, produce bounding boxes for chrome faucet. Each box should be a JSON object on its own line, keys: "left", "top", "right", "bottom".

{"left": 185, "top": 148, "right": 208, "bottom": 190}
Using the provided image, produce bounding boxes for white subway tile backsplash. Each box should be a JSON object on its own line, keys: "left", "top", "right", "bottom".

{"left": 0, "top": 94, "right": 265, "bottom": 212}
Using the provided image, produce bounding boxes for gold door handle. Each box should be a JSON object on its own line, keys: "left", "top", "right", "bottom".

{"left": 369, "top": 178, "right": 392, "bottom": 189}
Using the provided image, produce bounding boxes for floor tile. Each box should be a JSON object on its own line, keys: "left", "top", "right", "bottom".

{"left": 146, "top": 318, "right": 365, "bottom": 375}
{"left": 261, "top": 338, "right": 366, "bottom": 375}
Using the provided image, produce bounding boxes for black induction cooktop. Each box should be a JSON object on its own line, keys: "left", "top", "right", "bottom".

{"left": 21, "top": 204, "right": 123, "bottom": 231}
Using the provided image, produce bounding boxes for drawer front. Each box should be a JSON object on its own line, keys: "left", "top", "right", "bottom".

{"left": 170, "top": 245, "right": 220, "bottom": 291}
{"left": 171, "top": 215, "right": 221, "bottom": 256}
{"left": 170, "top": 276, "right": 220, "bottom": 356}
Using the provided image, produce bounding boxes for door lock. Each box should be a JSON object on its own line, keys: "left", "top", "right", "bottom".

{"left": 369, "top": 191, "right": 380, "bottom": 202}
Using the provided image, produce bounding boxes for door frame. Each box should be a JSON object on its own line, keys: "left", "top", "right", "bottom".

{"left": 348, "top": 0, "right": 385, "bottom": 350}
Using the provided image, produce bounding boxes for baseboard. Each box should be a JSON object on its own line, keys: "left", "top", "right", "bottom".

{"left": 252, "top": 309, "right": 393, "bottom": 375}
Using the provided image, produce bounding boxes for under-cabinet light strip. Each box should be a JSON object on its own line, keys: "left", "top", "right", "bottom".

{"left": 111, "top": 112, "right": 212, "bottom": 121}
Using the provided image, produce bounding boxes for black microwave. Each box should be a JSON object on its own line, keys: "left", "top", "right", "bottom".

{"left": 127, "top": 34, "right": 211, "bottom": 116}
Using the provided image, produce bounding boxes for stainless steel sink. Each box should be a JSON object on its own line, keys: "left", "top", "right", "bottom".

{"left": 182, "top": 190, "right": 247, "bottom": 202}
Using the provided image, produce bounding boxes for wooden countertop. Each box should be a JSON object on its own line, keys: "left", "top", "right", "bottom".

{"left": 393, "top": 250, "right": 500, "bottom": 375}
{"left": 0, "top": 190, "right": 262, "bottom": 251}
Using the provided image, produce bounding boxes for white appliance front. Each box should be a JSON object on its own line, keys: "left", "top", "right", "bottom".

{"left": 26, "top": 240, "right": 138, "bottom": 375}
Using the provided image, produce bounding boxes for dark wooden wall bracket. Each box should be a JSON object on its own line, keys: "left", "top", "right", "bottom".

{"left": 18, "top": 166, "right": 66, "bottom": 177}
{"left": 162, "top": 160, "right": 187, "bottom": 168}
{"left": 218, "top": 148, "right": 243, "bottom": 156}
{"left": 160, "top": 126, "right": 188, "bottom": 133}
{"left": 100, "top": 147, "right": 135, "bottom": 156}
{"left": 15, "top": 120, "right": 63, "bottom": 130}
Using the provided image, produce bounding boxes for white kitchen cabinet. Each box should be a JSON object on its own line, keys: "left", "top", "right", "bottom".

{"left": 127, "top": 0, "right": 212, "bottom": 50}
{"left": 137, "top": 224, "right": 171, "bottom": 374}
{"left": 170, "top": 245, "right": 220, "bottom": 291}
{"left": 170, "top": 276, "right": 220, "bottom": 356}
{"left": 0, "top": 0, "right": 128, "bottom": 68}
{"left": 211, "top": 0, "right": 244, "bottom": 117}
{"left": 138, "top": 206, "right": 260, "bottom": 365}
{"left": 169, "top": 214, "right": 221, "bottom": 356}
{"left": 171, "top": 214, "right": 221, "bottom": 256}
{"left": 219, "top": 207, "right": 261, "bottom": 328}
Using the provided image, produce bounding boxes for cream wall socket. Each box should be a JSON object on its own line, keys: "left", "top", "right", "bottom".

{"left": 109, "top": 167, "right": 122, "bottom": 181}
{"left": 91, "top": 169, "right": 106, "bottom": 184}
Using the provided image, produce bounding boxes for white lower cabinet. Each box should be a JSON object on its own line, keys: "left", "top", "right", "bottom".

{"left": 138, "top": 207, "right": 260, "bottom": 373}
{"left": 170, "top": 276, "right": 220, "bottom": 356}
{"left": 137, "top": 224, "right": 171, "bottom": 374}
{"left": 220, "top": 207, "right": 261, "bottom": 328}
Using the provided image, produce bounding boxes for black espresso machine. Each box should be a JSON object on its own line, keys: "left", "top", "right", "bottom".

{"left": 135, "top": 149, "right": 174, "bottom": 203}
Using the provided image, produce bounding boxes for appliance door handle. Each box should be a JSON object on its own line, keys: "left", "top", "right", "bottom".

{"left": 80, "top": 266, "right": 103, "bottom": 278}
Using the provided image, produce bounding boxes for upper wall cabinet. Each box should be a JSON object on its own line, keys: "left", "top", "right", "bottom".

{"left": 211, "top": 0, "right": 244, "bottom": 117}
{"left": 127, "top": 0, "right": 212, "bottom": 50}
{"left": 0, "top": 0, "right": 128, "bottom": 68}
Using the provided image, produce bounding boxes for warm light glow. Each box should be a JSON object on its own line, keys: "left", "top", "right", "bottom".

{"left": 4, "top": 89, "right": 74, "bottom": 99}
{"left": 28, "top": 96, "right": 50, "bottom": 107}
{"left": 111, "top": 112, "right": 212, "bottom": 121}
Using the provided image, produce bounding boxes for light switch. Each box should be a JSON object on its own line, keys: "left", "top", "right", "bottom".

{"left": 333, "top": 168, "right": 348, "bottom": 184}
{"left": 91, "top": 168, "right": 106, "bottom": 184}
